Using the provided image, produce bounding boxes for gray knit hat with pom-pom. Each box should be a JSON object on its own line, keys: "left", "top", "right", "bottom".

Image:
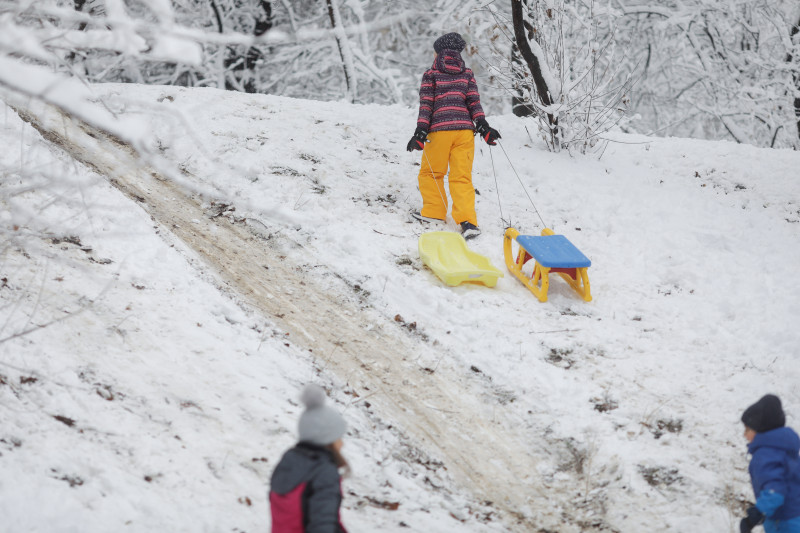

{"left": 297, "top": 384, "right": 347, "bottom": 446}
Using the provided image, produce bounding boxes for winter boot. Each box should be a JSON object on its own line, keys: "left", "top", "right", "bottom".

{"left": 410, "top": 210, "right": 444, "bottom": 224}
{"left": 460, "top": 221, "right": 480, "bottom": 239}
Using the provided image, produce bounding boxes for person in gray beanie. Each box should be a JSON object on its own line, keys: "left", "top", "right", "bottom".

{"left": 269, "top": 385, "right": 349, "bottom": 532}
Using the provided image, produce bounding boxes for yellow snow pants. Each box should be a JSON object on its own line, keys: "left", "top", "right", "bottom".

{"left": 417, "top": 129, "right": 477, "bottom": 226}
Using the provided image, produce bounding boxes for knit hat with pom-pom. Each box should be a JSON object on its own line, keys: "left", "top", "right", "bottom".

{"left": 433, "top": 32, "right": 466, "bottom": 53}
{"left": 297, "top": 384, "right": 347, "bottom": 446}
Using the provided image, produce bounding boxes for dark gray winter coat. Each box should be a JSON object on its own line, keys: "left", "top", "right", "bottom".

{"left": 269, "top": 442, "right": 346, "bottom": 533}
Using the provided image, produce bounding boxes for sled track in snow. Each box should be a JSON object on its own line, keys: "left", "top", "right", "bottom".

{"left": 15, "top": 101, "right": 594, "bottom": 532}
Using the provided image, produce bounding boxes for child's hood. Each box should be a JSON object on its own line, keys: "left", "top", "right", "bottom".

{"left": 748, "top": 426, "right": 800, "bottom": 455}
{"left": 271, "top": 444, "right": 336, "bottom": 494}
{"left": 433, "top": 50, "right": 466, "bottom": 75}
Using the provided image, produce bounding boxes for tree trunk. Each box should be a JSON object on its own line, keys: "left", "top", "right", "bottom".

{"left": 511, "top": 43, "right": 534, "bottom": 117}
{"left": 254, "top": 1, "right": 273, "bottom": 37}
{"left": 791, "top": 16, "right": 800, "bottom": 142}
{"left": 210, "top": 0, "right": 223, "bottom": 33}
{"left": 511, "top": 0, "right": 558, "bottom": 137}
{"left": 221, "top": 1, "right": 272, "bottom": 93}
{"left": 326, "top": 0, "right": 355, "bottom": 103}
{"left": 242, "top": 1, "right": 272, "bottom": 93}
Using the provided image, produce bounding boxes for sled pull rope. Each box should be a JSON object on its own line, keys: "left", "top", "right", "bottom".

{"left": 497, "top": 140, "right": 548, "bottom": 229}
{"left": 489, "top": 146, "right": 505, "bottom": 226}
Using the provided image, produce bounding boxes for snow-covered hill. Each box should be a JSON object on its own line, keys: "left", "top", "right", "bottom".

{"left": 1, "top": 84, "right": 799, "bottom": 532}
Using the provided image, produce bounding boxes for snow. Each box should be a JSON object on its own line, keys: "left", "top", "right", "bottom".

{"left": 1, "top": 82, "right": 800, "bottom": 532}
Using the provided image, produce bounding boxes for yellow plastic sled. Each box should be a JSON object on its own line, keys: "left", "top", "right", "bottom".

{"left": 418, "top": 231, "right": 503, "bottom": 287}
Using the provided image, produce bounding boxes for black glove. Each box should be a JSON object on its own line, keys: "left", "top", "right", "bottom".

{"left": 406, "top": 127, "right": 427, "bottom": 151}
{"left": 740, "top": 506, "right": 765, "bottom": 533}
{"left": 476, "top": 119, "right": 501, "bottom": 146}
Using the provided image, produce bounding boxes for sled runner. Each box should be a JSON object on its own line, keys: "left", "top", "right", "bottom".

{"left": 418, "top": 231, "right": 503, "bottom": 287}
{"left": 503, "top": 228, "right": 592, "bottom": 302}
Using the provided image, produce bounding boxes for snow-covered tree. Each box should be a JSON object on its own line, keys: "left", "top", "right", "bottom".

{"left": 472, "top": 0, "right": 635, "bottom": 153}
{"left": 792, "top": 13, "right": 800, "bottom": 140}
{"left": 617, "top": 0, "right": 800, "bottom": 149}
{"left": 1, "top": 0, "right": 797, "bottom": 148}
{"left": 486, "top": 0, "right": 800, "bottom": 150}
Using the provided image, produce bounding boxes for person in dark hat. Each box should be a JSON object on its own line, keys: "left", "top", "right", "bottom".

{"left": 739, "top": 394, "right": 800, "bottom": 533}
{"left": 269, "top": 384, "right": 349, "bottom": 532}
{"left": 406, "top": 31, "right": 501, "bottom": 240}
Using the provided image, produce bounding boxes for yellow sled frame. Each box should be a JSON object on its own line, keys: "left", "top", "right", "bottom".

{"left": 503, "top": 228, "right": 592, "bottom": 303}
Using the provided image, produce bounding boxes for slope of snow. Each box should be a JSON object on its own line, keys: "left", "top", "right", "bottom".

{"left": 2, "top": 83, "right": 799, "bottom": 532}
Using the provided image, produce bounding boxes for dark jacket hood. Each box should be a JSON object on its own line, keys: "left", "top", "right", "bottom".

{"left": 271, "top": 442, "right": 336, "bottom": 494}
{"left": 434, "top": 50, "right": 465, "bottom": 75}
{"left": 748, "top": 426, "right": 800, "bottom": 455}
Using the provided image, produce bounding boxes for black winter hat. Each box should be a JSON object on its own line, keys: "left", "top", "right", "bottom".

{"left": 741, "top": 394, "right": 786, "bottom": 433}
{"left": 434, "top": 32, "right": 466, "bottom": 53}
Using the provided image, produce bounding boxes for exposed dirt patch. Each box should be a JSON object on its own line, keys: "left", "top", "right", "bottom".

{"left": 15, "top": 101, "right": 603, "bottom": 532}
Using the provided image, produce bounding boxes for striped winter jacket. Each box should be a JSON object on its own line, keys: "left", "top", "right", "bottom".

{"left": 416, "top": 50, "right": 485, "bottom": 133}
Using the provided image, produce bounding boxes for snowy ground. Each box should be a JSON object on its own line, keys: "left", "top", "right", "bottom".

{"left": 1, "top": 84, "right": 799, "bottom": 532}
